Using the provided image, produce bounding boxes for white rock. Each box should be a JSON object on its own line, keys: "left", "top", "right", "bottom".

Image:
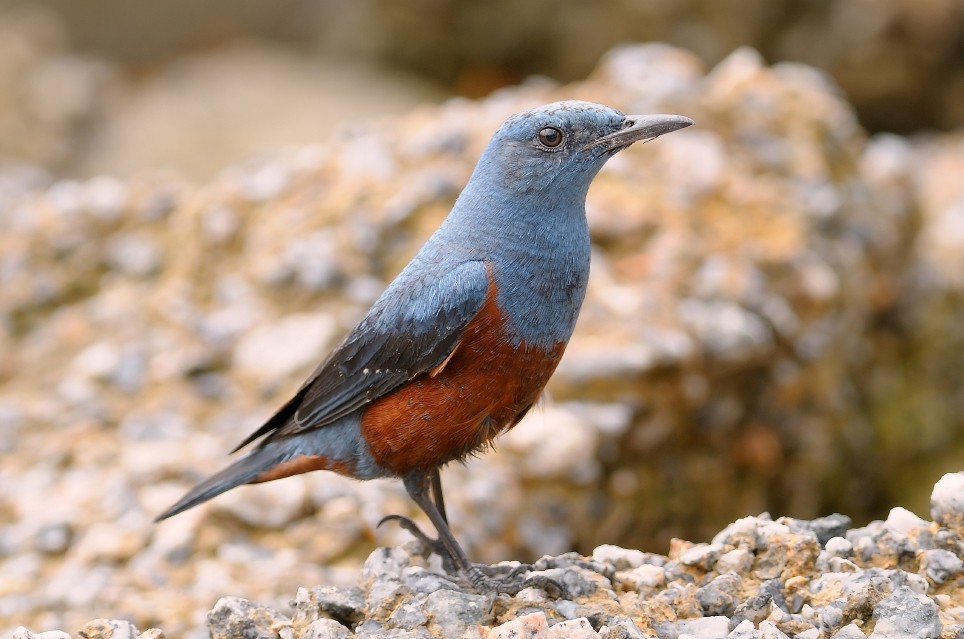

{"left": 675, "top": 616, "right": 731, "bottom": 639}
{"left": 489, "top": 611, "right": 550, "bottom": 639}
{"left": 546, "top": 617, "right": 598, "bottom": 638}
{"left": 931, "top": 472, "right": 964, "bottom": 526}
{"left": 215, "top": 477, "right": 307, "bottom": 529}
{"left": 301, "top": 619, "right": 352, "bottom": 639}
{"left": 592, "top": 544, "right": 647, "bottom": 569}
{"left": 233, "top": 312, "right": 337, "bottom": 382}
{"left": 885, "top": 506, "right": 928, "bottom": 534}
{"left": 501, "top": 405, "right": 599, "bottom": 482}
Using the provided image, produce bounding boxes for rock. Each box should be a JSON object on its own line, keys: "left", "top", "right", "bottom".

{"left": 233, "top": 312, "right": 337, "bottom": 383}
{"left": 668, "top": 616, "right": 731, "bottom": 639}
{"left": 546, "top": 618, "right": 599, "bottom": 638}
{"left": 422, "top": 589, "right": 488, "bottom": 637}
{"left": 489, "top": 612, "right": 550, "bottom": 639}
{"left": 919, "top": 549, "right": 964, "bottom": 586}
{"left": 884, "top": 507, "right": 929, "bottom": 535}
{"left": 931, "top": 473, "right": 964, "bottom": 534}
{"left": 727, "top": 619, "right": 761, "bottom": 639}
{"left": 592, "top": 545, "right": 649, "bottom": 570}
{"left": 600, "top": 617, "right": 647, "bottom": 639}
{"left": 696, "top": 572, "right": 742, "bottom": 616}
{"left": 291, "top": 585, "right": 367, "bottom": 630}
{"left": 831, "top": 624, "right": 866, "bottom": 639}
{"left": 78, "top": 619, "right": 139, "bottom": 639}
{"left": 867, "top": 586, "right": 941, "bottom": 639}
{"left": 300, "top": 619, "right": 353, "bottom": 639}
{"left": 206, "top": 596, "right": 290, "bottom": 639}
{"left": 11, "top": 630, "right": 71, "bottom": 639}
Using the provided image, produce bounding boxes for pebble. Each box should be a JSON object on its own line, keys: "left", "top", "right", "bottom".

{"left": 868, "top": 586, "right": 942, "bottom": 639}
{"left": 931, "top": 473, "right": 964, "bottom": 533}
{"left": 233, "top": 312, "right": 338, "bottom": 383}
{"left": 300, "top": 619, "right": 352, "bottom": 639}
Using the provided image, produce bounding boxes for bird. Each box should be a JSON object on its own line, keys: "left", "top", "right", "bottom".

{"left": 156, "top": 100, "right": 693, "bottom": 594}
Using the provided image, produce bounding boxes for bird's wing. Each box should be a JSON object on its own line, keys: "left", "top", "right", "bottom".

{"left": 232, "top": 259, "right": 492, "bottom": 451}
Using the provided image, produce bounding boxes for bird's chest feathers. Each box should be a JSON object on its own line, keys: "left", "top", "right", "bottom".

{"left": 491, "top": 226, "right": 590, "bottom": 348}
{"left": 360, "top": 286, "right": 565, "bottom": 475}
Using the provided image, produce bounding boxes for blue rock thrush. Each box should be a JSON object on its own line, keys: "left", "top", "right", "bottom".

{"left": 156, "top": 100, "right": 692, "bottom": 593}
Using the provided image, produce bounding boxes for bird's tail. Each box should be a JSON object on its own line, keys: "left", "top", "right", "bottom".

{"left": 154, "top": 445, "right": 288, "bottom": 522}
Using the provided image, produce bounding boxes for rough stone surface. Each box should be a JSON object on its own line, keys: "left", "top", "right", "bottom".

{"left": 11, "top": 481, "right": 964, "bottom": 637}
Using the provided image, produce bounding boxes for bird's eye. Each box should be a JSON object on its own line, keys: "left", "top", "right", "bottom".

{"left": 537, "top": 127, "right": 564, "bottom": 149}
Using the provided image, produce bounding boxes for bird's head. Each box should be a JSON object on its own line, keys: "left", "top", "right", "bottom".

{"left": 476, "top": 100, "right": 693, "bottom": 199}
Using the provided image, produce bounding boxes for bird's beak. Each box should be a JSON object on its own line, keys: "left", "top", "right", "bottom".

{"left": 587, "top": 114, "right": 694, "bottom": 152}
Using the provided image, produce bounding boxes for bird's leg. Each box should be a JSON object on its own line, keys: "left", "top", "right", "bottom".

{"left": 402, "top": 471, "right": 565, "bottom": 597}
{"left": 431, "top": 468, "right": 447, "bottom": 524}
{"left": 376, "top": 468, "right": 454, "bottom": 569}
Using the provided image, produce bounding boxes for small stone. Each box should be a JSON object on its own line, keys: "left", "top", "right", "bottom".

{"left": 677, "top": 299, "right": 773, "bottom": 362}
{"left": 824, "top": 537, "right": 853, "bottom": 556}
{"left": 233, "top": 312, "right": 337, "bottom": 382}
{"left": 489, "top": 611, "right": 550, "bottom": 639}
{"left": 716, "top": 548, "right": 753, "bottom": 574}
{"left": 206, "top": 596, "right": 290, "bottom": 639}
{"left": 792, "top": 514, "right": 853, "bottom": 545}
{"left": 301, "top": 619, "right": 353, "bottom": 639}
{"left": 919, "top": 548, "right": 964, "bottom": 585}
{"left": 931, "top": 473, "right": 964, "bottom": 533}
{"left": 727, "top": 619, "right": 760, "bottom": 639}
{"left": 613, "top": 564, "right": 665, "bottom": 590}
{"left": 104, "top": 231, "right": 161, "bottom": 277}
{"left": 592, "top": 544, "right": 647, "bottom": 570}
{"left": 599, "top": 616, "right": 646, "bottom": 639}
{"left": 78, "top": 619, "right": 139, "bottom": 639}
{"left": 831, "top": 623, "right": 867, "bottom": 639}
{"left": 678, "top": 543, "right": 725, "bottom": 570}
{"left": 423, "top": 588, "right": 488, "bottom": 638}
{"left": 758, "top": 620, "right": 791, "bottom": 639}
{"left": 697, "top": 572, "right": 742, "bottom": 616}
{"left": 402, "top": 565, "right": 459, "bottom": 594}
{"left": 884, "top": 507, "right": 929, "bottom": 535}
{"left": 867, "top": 586, "right": 941, "bottom": 639}
{"left": 546, "top": 617, "right": 598, "bottom": 638}
{"left": 292, "top": 585, "right": 366, "bottom": 629}
{"left": 83, "top": 175, "right": 127, "bottom": 219}
{"left": 672, "top": 617, "right": 731, "bottom": 639}
{"left": 795, "top": 629, "right": 819, "bottom": 639}
{"left": 215, "top": 476, "right": 307, "bottom": 528}
{"left": 12, "top": 630, "right": 70, "bottom": 639}
{"left": 388, "top": 601, "right": 428, "bottom": 630}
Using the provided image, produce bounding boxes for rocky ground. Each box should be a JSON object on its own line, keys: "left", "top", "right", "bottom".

{"left": 2, "top": 36, "right": 964, "bottom": 639}
{"left": 12, "top": 473, "right": 964, "bottom": 638}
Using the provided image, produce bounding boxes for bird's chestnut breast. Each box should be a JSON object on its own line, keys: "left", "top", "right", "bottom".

{"left": 360, "top": 278, "right": 564, "bottom": 476}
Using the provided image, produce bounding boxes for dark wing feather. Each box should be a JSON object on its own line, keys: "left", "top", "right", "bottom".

{"left": 232, "top": 259, "right": 492, "bottom": 451}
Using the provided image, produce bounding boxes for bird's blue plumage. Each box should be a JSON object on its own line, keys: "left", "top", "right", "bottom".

{"left": 156, "top": 100, "right": 695, "bottom": 544}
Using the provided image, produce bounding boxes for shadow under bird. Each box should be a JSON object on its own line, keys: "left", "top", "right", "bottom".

{"left": 156, "top": 100, "right": 693, "bottom": 594}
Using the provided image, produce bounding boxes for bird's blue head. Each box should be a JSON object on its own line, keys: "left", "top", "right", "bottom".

{"left": 470, "top": 100, "right": 693, "bottom": 202}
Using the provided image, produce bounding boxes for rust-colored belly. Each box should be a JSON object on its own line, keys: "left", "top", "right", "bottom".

{"left": 360, "top": 293, "right": 564, "bottom": 476}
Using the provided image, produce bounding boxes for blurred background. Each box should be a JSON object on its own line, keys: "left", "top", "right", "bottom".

{"left": 2, "top": 0, "right": 964, "bottom": 636}
{"left": 2, "top": 0, "right": 964, "bottom": 181}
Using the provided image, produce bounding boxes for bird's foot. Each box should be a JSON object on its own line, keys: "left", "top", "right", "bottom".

{"left": 378, "top": 515, "right": 567, "bottom": 598}
{"left": 465, "top": 564, "right": 567, "bottom": 598}
{"left": 377, "top": 514, "right": 458, "bottom": 573}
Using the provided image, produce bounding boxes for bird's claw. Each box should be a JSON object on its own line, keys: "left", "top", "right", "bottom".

{"left": 379, "top": 515, "right": 567, "bottom": 598}
{"left": 377, "top": 514, "right": 458, "bottom": 573}
{"left": 466, "top": 565, "right": 567, "bottom": 598}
